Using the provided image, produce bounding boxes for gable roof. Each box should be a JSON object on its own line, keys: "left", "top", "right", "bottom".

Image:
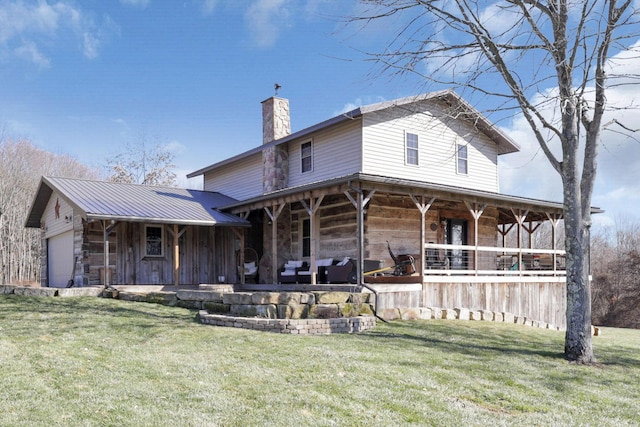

{"left": 25, "top": 177, "right": 250, "bottom": 228}
{"left": 187, "top": 89, "right": 520, "bottom": 178}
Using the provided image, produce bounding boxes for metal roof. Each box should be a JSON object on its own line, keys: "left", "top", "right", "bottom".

{"left": 220, "top": 172, "right": 603, "bottom": 223}
{"left": 25, "top": 177, "right": 251, "bottom": 228}
{"left": 187, "top": 89, "right": 520, "bottom": 178}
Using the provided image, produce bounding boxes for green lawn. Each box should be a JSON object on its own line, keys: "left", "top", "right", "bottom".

{"left": 1, "top": 295, "right": 639, "bottom": 427}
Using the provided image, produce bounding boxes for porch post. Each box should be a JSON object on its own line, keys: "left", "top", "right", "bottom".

{"left": 511, "top": 209, "right": 528, "bottom": 273}
{"left": 546, "top": 213, "right": 561, "bottom": 273}
{"left": 102, "top": 220, "right": 117, "bottom": 288}
{"left": 173, "top": 224, "right": 179, "bottom": 286}
{"left": 301, "top": 195, "right": 325, "bottom": 285}
{"left": 231, "top": 227, "right": 245, "bottom": 284}
{"left": 465, "top": 202, "right": 486, "bottom": 274}
{"left": 411, "top": 195, "right": 435, "bottom": 275}
{"left": 345, "top": 185, "right": 375, "bottom": 284}
{"left": 264, "top": 204, "right": 285, "bottom": 283}
{"left": 165, "top": 225, "right": 187, "bottom": 287}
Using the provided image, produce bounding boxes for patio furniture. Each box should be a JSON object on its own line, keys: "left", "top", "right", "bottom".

{"left": 426, "top": 246, "right": 449, "bottom": 270}
{"left": 277, "top": 260, "right": 306, "bottom": 284}
{"left": 297, "top": 258, "right": 334, "bottom": 283}
{"left": 237, "top": 247, "right": 259, "bottom": 283}
{"left": 497, "top": 255, "right": 515, "bottom": 270}
{"left": 326, "top": 257, "right": 356, "bottom": 284}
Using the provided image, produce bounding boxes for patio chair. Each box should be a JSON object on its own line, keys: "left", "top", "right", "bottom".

{"left": 237, "top": 247, "right": 259, "bottom": 283}
{"left": 426, "top": 246, "right": 449, "bottom": 270}
{"left": 326, "top": 257, "right": 356, "bottom": 284}
{"left": 277, "top": 260, "right": 306, "bottom": 284}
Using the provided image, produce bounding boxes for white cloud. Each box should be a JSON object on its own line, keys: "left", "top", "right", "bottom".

{"left": 498, "top": 41, "right": 640, "bottom": 228}
{"left": 0, "top": 1, "right": 117, "bottom": 65}
{"left": 201, "top": 0, "right": 219, "bottom": 15}
{"left": 245, "top": 0, "right": 291, "bottom": 48}
{"left": 14, "top": 41, "right": 50, "bottom": 68}
{"left": 120, "top": 0, "right": 150, "bottom": 9}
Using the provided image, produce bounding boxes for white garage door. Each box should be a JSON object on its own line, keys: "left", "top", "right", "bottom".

{"left": 48, "top": 230, "right": 74, "bottom": 288}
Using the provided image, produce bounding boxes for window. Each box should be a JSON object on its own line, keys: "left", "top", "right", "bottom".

{"left": 457, "top": 143, "right": 468, "bottom": 174}
{"left": 406, "top": 132, "right": 419, "bottom": 166}
{"left": 302, "top": 218, "right": 311, "bottom": 257}
{"left": 145, "top": 225, "right": 164, "bottom": 257}
{"left": 301, "top": 141, "right": 313, "bottom": 173}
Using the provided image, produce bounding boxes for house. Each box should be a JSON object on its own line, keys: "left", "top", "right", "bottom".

{"left": 25, "top": 179, "right": 249, "bottom": 287}
{"left": 27, "top": 89, "right": 597, "bottom": 328}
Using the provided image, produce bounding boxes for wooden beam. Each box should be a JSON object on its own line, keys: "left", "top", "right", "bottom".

{"left": 411, "top": 195, "right": 435, "bottom": 275}
{"left": 264, "top": 204, "right": 285, "bottom": 283}
{"left": 511, "top": 209, "right": 528, "bottom": 270}
{"left": 465, "top": 202, "right": 486, "bottom": 273}
{"left": 173, "top": 224, "right": 180, "bottom": 286}
{"left": 102, "top": 220, "right": 117, "bottom": 288}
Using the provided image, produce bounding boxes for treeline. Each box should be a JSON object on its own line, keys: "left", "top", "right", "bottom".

{"left": 591, "top": 217, "right": 640, "bottom": 329}
{"left": 0, "top": 138, "right": 99, "bottom": 285}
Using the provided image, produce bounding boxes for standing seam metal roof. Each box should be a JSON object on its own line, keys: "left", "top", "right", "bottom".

{"left": 25, "top": 177, "right": 250, "bottom": 228}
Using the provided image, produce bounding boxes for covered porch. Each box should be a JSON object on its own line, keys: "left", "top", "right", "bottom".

{"left": 228, "top": 173, "right": 569, "bottom": 284}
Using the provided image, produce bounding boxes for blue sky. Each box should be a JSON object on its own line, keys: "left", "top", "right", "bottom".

{"left": 1, "top": 0, "right": 639, "bottom": 230}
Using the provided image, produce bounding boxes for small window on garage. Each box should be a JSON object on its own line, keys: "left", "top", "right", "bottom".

{"left": 145, "top": 225, "right": 164, "bottom": 257}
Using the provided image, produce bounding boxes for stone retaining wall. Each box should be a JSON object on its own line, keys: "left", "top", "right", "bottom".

{"left": 198, "top": 311, "right": 377, "bottom": 335}
{"left": 0, "top": 285, "right": 104, "bottom": 297}
{"left": 381, "top": 306, "right": 563, "bottom": 330}
{"left": 110, "top": 289, "right": 376, "bottom": 321}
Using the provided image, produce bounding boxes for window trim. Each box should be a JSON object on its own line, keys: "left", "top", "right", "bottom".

{"left": 144, "top": 224, "right": 164, "bottom": 257}
{"left": 301, "top": 140, "right": 313, "bottom": 174}
{"left": 405, "top": 132, "right": 419, "bottom": 166}
{"left": 456, "top": 143, "right": 468, "bottom": 175}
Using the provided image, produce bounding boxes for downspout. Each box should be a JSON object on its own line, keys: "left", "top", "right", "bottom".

{"left": 359, "top": 282, "right": 388, "bottom": 323}
{"left": 347, "top": 181, "right": 365, "bottom": 286}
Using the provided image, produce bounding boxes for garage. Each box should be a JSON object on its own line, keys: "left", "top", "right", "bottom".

{"left": 47, "top": 230, "right": 74, "bottom": 287}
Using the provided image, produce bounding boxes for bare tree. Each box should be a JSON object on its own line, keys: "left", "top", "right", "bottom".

{"left": 0, "top": 137, "right": 99, "bottom": 285}
{"left": 350, "top": 0, "right": 639, "bottom": 362}
{"left": 591, "top": 215, "right": 640, "bottom": 328}
{"left": 106, "top": 130, "right": 177, "bottom": 187}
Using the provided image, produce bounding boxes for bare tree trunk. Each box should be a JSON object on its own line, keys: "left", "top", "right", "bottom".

{"left": 563, "top": 174, "right": 595, "bottom": 362}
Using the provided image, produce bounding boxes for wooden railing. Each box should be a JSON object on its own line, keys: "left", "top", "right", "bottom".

{"left": 424, "top": 243, "right": 566, "bottom": 277}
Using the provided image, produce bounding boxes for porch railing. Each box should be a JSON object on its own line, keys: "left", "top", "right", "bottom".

{"left": 423, "top": 243, "right": 566, "bottom": 276}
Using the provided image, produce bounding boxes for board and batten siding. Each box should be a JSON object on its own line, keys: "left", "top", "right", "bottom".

{"left": 288, "top": 119, "right": 362, "bottom": 188}
{"left": 203, "top": 153, "right": 263, "bottom": 201}
{"left": 361, "top": 100, "right": 499, "bottom": 192}
{"left": 43, "top": 191, "right": 74, "bottom": 239}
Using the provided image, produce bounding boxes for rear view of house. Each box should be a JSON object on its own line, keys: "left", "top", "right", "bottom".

{"left": 27, "top": 90, "right": 600, "bottom": 329}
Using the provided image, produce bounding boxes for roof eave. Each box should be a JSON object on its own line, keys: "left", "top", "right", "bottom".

{"left": 84, "top": 213, "right": 250, "bottom": 227}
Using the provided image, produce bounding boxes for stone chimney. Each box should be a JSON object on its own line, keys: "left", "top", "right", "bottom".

{"left": 262, "top": 97, "right": 291, "bottom": 193}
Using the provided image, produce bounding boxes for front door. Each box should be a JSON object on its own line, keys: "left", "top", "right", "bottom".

{"left": 446, "top": 219, "right": 468, "bottom": 269}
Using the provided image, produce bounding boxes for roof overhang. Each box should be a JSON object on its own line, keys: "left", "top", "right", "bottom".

{"left": 221, "top": 173, "right": 602, "bottom": 224}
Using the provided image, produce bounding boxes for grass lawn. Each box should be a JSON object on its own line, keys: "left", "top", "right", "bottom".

{"left": 1, "top": 295, "right": 639, "bottom": 427}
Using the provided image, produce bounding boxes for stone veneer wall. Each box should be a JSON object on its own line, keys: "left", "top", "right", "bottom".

{"left": 262, "top": 96, "right": 290, "bottom": 193}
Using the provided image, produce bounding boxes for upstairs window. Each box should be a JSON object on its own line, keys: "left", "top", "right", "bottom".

{"left": 406, "top": 132, "right": 419, "bottom": 166}
{"left": 145, "top": 225, "right": 164, "bottom": 257}
{"left": 457, "top": 143, "right": 468, "bottom": 175}
{"left": 301, "top": 141, "right": 313, "bottom": 173}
